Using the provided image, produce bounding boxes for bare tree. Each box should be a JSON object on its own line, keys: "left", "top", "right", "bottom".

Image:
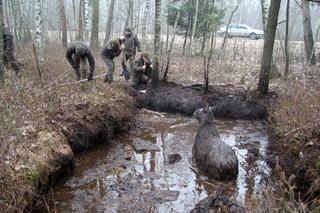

{"left": 301, "top": 0, "right": 316, "bottom": 66}
{"left": 35, "top": 0, "right": 44, "bottom": 69}
{"left": 163, "top": 9, "right": 180, "bottom": 82}
{"left": 284, "top": 0, "right": 290, "bottom": 78}
{"left": 78, "top": 0, "right": 84, "bottom": 40}
{"left": 58, "top": 0, "right": 67, "bottom": 48}
{"left": 187, "top": 0, "right": 199, "bottom": 56}
{"left": 258, "top": 0, "right": 282, "bottom": 95}
{"left": 260, "top": 0, "right": 268, "bottom": 32}
{"left": 125, "top": 0, "right": 134, "bottom": 28}
{"left": 84, "top": 0, "right": 89, "bottom": 43}
{"left": 104, "top": 0, "right": 115, "bottom": 44}
{"left": 0, "top": 0, "right": 4, "bottom": 85}
{"left": 90, "top": 0, "right": 99, "bottom": 50}
{"left": 142, "top": 0, "right": 150, "bottom": 48}
{"left": 152, "top": 0, "right": 161, "bottom": 87}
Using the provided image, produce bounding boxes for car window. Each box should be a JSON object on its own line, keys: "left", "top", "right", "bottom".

{"left": 238, "top": 26, "right": 248, "bottom": 29}
{"left": 229, "top": 24, "right": 237, "bottom": 29}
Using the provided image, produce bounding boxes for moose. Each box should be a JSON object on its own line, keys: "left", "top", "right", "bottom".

{"left": 192, "top": 105, "right": 239, "bottom": 180}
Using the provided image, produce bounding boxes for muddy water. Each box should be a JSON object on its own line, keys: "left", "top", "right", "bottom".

{"left": 50, "top": 110, "right": 271, "bottom": 212}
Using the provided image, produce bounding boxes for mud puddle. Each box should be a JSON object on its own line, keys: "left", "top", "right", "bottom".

{"left": 48, "top": 110, "right": 271, "bottom": 212}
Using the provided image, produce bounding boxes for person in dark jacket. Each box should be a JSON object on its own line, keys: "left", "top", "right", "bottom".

{"left": 3, "top": 26, "right": 21, "bottom": 73}
{"left": 66, "top": 41, "right": 95, "bottom": 81}
{"left": 132, "top": 53, "right": 152, "bottom": 85}
{"left": 121, "top": 27, "right": 141, "bottom": 80}
{"left": 101, "top": 38, "right": 123, "bottom": 84}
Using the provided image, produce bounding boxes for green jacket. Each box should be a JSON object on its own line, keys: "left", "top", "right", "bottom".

{"left": 66, "top": 41, "right": 95, "bottom": 76}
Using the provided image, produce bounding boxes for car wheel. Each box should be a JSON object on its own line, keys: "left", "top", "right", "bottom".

{"left": 249, "top": 33, "right": 257, "bottom": 40}
{"left": 223, "top": 32, "right": 231, "bottom": 38}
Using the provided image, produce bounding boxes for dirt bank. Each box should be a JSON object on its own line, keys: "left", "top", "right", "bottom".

{"left": 131, "top": 82, "right": 272, "bottom": 120}
{"left": 0, "top": 83, "right": 136, "bottom": 211}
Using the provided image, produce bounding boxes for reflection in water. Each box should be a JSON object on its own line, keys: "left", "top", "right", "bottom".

{"left": 48, "top": 111, "right": 271, "bottom": 212}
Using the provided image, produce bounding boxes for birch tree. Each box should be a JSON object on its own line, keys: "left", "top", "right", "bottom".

{"left": 260, "top": 0, "right": 268, "bottom": 32}
{"left": 258, "top": 0, "right": 282, "bottom": 95}
{"left": 152, "top": 0, "right": 161, "bottom": 87}
{"left": 90, "top": 0, "right": 99, "bottom": 50}
{"left": 284, "top": 0, "right": 290, "bottom": 78}
{"left": 104, "top": 0, "right": 115, "bottom": 44}
{"left": 35, "top": 0, "right": 44, "bottom": 69}
{"left": 301, "top": 0, "right": 316, "bottom": 66}
{"left": 58, "top": 0, "right": 67, "bottom": 48}
{"left": 83, "top": 0, "right": 89, "bottom": 43}
{"left": 78, "top": 0, "right": 84, "bottom": 40}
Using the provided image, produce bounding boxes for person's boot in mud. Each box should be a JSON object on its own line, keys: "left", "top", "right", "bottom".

{"left": 66, "top": 41, "right": 95, "bottom": 81}
{"left": 101, "top": 38, "right": 123, "bottom": 84}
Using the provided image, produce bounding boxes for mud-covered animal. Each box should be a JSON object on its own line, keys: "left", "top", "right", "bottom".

{"left": 192, "top": 105, "right": 238, "bottom": 180}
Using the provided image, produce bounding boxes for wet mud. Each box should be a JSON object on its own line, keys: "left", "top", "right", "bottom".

{"left": 46, "top": 110, "right": 271, "bottom": 212}
{"left": 131, "top": 82, "right": 272, "bottom": 120}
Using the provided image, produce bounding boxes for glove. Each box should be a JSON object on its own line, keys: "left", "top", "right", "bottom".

{"left": 87, "top": 73, "right": 93, "bottom": 81}
{"left": 72, "top": 64, "right": 79, "bottom": 70}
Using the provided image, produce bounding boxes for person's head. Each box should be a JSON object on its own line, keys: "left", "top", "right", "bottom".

{"left": 110, "top": 38, "right": 120, "bottom": 49}
{"left": 123, "top": 28, "right": 132, "bottom": 37}
{"left": 75, "top": 46, "right": 87, "bottom": 56}
{"left": 141, "top": 52, "right": 150, "bottom": 63}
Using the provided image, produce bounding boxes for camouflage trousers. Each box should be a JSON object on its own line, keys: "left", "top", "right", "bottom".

{"left": 133, "top": 71, "right": 149, "bottom": 84}
{"left": 103, "top": 58, "right": 114, "bottom": 84}
{"left": 72, "top": 55, "right": 87, "bottom": 80}
{"left": 121, "top": 54, "right": 134, "bottom": 80}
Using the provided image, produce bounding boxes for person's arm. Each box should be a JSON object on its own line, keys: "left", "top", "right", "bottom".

{"left": 134, "top": 35, "right": 141, "bottom": 52}
{"left": 66, "top": 47, "right": 77, "bottom": 68}
{"left": 86, "top": 51, "right": 95, "bottom": 80}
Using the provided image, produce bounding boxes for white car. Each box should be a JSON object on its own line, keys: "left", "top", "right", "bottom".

{"left": 218, "top": 24, "right": 264, "bottom": 40}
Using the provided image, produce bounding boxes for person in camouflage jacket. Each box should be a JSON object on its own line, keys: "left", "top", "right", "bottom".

{"left": 101, "top": 38, "right": 123, "bottom": 84}
{"left": 66, "top": 41, "right": 95, "bottom": 81}
{"left": 132, "top": 53, "right": 152, "bottom": 85}
{"left": 121, "top": 27, "right": 141, "bottom": 80}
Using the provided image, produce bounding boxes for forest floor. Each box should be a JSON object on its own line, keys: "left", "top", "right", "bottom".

{"left": 0, "top": 40, "right": 319, "bottom": 211}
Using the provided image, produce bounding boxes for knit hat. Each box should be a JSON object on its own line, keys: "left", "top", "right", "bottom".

{"left": 75, "top": 46, "right": 87, "bottom": 56}
{"left": 110, "top": 38, "right": 120, "bottom": 49}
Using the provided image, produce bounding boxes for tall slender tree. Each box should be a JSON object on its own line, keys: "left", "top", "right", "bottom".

{"left": 78, "top": 0, "right": 84, "bottom": 40}
{"left": 152, "top": 0, "right": 161, "bottom": 87}
{"left": 35, "top": 0, "right": 44, "bottom": 69}
{"left": 104, "top": 0, "right": 115, "bottom": 44}
{"left": 284, "top": 0, "right": 290, "bottom": 78}
{"left": 142, "top": 0, "right": 150, "bottom": 48}
{"left": 0, "top": 0, "right": 4, "bottom": 85}
{"left": 58, "top": 0, "right": 67, "bottom": 48}
{"left": 90, "top": 0, "right": 99, "bottom": 50}
{"left": 301, "top": 0, "right": 316, "bottom": 66}
{"left": 258, "top": 0, "right": 282, "bottom": 95}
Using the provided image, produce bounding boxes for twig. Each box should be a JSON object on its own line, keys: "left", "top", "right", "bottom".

{"left": 32, "top": 43, "right": 43, "bottom": 84}
{"left": 284, "top": 122, "right": 314, "bottom": 136}
{"left": 48, "top": 73, "right": 106, "bottom": 90}
{"left": 142, "top": 109, "right": 165, "bottom": 117}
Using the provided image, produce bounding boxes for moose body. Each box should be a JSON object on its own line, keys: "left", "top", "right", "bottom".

{"left": 193, "top": 107, "right": 238, "bottom": 180}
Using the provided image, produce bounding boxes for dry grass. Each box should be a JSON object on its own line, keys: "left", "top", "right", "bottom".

{"left": 0, "top": 42, "right": 134, "bottom": 211}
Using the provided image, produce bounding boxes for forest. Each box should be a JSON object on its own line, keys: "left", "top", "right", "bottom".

{"left": 0, "top": 0, "right": 320, "bottom": 212}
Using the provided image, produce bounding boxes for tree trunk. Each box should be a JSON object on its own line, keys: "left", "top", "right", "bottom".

{"left": 142, "top": 0, "right": 150, "bottom": 48}
{"left": 125, "top": 0, "right": 133, "bottom": 28}
{"left": 163, "top": 9, "right": 180, "bottom": 82}
{"left": 284, "top": 0, "right": 290, "bottom": 79}
{"left": 258, "top": 0, "right": 281, "bottom": 95}
{"left": 104, "top": 0, "right": 115, "bottom": 44}
{"left": 217, "top": 1, "right": 240, "bottom": 60}
{"left": 35, "top": 0, "right": 44, "bottom": 70}
{"left": 301, "top": 0, "right": 316, "bottom": 66}
{"left": 182, "top": 15, "right": 191, "bottom": 56}
{"left": 260, "top": 0, "right": 268, "bottom": 33}
{"left": 77, "top": 0, "right": 84, "bottom": 40}
{"left": 0, "top": 0, "right": 4, "bottom": 85}
{"left": 83, "top": 0, "right": 89, "bottom": 43}
{"left": 187, "top": 0, "right": 198, "bottom": 56}
{"left": 58, "top": 0, "right": 68, "bottom": 48}
{"left": 90, "top": 0, "right": 99, "bottom": 50}
{"left": 152, "top": 0, "right": 161, "bottom": 87}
